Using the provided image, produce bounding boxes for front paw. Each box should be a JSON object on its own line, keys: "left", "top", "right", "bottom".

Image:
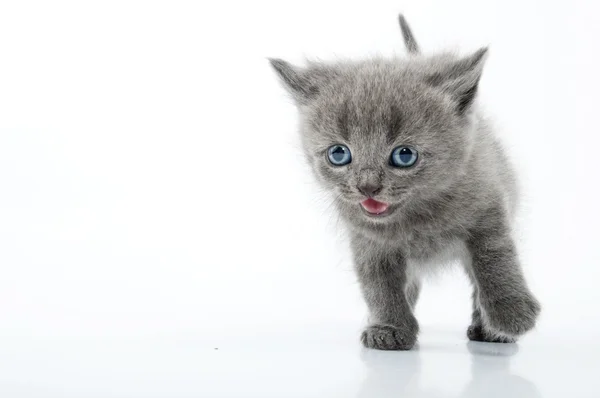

{"left": 484, "top": 294, "right": 541, "bottom": 337}
{"left": 467, "top": 323, "right": 516, "bottom": 343}
{"left": 361, "top": 324, "right": 418, "bottom": 351}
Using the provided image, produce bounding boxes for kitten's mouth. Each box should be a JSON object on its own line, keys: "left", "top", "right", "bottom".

{"left": 360, "top": 198, "right": 390, "bottom": 216}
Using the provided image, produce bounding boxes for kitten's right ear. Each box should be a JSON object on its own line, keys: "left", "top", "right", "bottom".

{"left": 268, "top": 58, "right": 336, "bottom": 105}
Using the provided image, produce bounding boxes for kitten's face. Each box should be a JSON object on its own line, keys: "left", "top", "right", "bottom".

{"left": 270, "top": 51, "right": 487, "bottom": 224}
{"left": 300, "top": 61, "right": 474, "bottom": 222}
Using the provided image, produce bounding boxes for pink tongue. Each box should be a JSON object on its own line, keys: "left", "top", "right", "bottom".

{"left": 360, "top": 198, "right": 389, "bottom": 214}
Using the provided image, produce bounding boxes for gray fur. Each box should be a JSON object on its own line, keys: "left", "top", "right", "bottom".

{"left": 269, "top": 15, "right": 540, "bottom": 350}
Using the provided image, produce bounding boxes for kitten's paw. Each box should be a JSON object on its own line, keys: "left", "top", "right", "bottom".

{"left": 361, "top": 324, "right": 418, "bottom": 351}
{"left": 484, "top": 294, "right": 541, "bottom": 337}
{"left": 467, "top": 323, "right": 516, "bottom": 343}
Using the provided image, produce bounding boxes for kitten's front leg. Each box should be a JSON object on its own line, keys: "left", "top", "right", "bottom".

{"left": 467, "top": 208, "right": 541, "bottom": 341}
{"left": 352, "top": 238, "right": 418, "bottom": 350}
{"left": 466, "top": 287, "right": 516, "bottom": 343}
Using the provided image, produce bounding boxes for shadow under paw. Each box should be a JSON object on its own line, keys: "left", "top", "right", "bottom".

{"left": 361, "top": 324, "right": 417, "bottom": 351}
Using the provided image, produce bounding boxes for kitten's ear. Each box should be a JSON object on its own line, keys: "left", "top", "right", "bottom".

{"left": 426, "top": 47, "right": 489, "bottom": 114}
{"left": 268, "top": 58, "right": 336, "bottom": 105}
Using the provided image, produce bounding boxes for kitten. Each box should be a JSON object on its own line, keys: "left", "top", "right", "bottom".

{"left": 269, "top": 15, "right": 540, "bottom": 350}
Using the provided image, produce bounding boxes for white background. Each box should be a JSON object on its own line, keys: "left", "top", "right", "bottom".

{"left": 0, "top": 0, "right": 599, "bottom": 397}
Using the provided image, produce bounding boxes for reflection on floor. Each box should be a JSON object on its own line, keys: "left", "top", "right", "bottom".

{"left": 358, "top": 341, "right": 541, "bottom": 398}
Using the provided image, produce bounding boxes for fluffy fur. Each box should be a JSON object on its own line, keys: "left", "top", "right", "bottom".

{"left": 269, "top": 15, "right": 540, "bottom": 350}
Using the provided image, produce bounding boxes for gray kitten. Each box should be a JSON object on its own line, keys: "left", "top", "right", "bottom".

{"left": 269, "top": 15, "right": 540, "bottom": 350}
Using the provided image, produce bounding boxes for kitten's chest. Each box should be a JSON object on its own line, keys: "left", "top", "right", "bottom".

{"left": 393, "top": 228, "right": 453, "bottom": 258}
{"left": 363, "top": 222, "right": 465, "bottom": 260}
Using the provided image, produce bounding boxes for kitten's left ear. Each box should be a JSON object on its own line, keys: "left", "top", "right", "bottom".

{"left": 268, "top": 58, "right": 337, "bottom": 105}
{"left": 426, "top": 47, "right": 489, "bottom": 114}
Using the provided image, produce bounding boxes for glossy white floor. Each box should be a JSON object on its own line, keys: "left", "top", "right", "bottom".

{"left": 0, "top": 325, "right": 598, "bottom": 397}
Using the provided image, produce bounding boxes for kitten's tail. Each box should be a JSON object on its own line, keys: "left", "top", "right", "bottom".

{"left": 398, "top": 14, "right": 420, "bottom": 54}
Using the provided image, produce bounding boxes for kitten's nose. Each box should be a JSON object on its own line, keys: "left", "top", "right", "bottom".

{"left": 357, "top": 182, "right": 382, "bottom": 197}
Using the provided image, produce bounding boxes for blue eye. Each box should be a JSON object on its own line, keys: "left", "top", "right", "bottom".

{"left": 390, "top": 146, "right": 418, "bottom": 167}
{"left": 327, "top": 145, "right": 352, "bottom": 166}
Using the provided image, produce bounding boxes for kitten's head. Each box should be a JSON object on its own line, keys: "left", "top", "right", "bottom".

{"left": 269, "top": 16, "right": 488, "bottom": 224}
